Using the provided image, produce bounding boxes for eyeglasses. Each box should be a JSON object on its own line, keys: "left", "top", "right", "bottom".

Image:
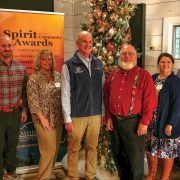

{"left": 121, "top": 52, "right": 136, "bottom": 56}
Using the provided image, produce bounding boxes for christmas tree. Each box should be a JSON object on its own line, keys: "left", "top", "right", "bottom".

{"left": 80, "top": 0, "right": 138, "bottom": 174}
{"left": 81, "top": 0, "right": 137, "bottom": 77}
{"left": 97, "top": 124, "right": 116, "bottom": 174}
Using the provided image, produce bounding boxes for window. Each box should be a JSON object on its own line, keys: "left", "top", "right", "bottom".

{"left": 162, "top": 16, "right": 180, "bottom": 60}
{"left": 173, "top": 26, "right": 180, "bottom": 59}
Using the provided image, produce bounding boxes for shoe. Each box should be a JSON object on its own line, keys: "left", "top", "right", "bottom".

{"left": 6, "top": 173, "right": 20, "bottom": 180}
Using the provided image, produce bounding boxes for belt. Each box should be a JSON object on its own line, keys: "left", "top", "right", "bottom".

{"left": 116, "top": 114, "right": 139, "bottom": 120}
{"left": 0, "top": 104, "right": 20, "bottom": 112}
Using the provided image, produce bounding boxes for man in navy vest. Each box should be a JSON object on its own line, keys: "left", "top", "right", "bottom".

{"left": 61, "top": 31, "right": 105, "bottom": 180}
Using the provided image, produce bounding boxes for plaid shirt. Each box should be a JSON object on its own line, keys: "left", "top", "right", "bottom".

{"left": 0, "top": 59, "right": 28, "bottom": 111}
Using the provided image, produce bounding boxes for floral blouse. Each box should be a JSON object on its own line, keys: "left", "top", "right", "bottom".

{"left": 27, "top": 70, "right": 63, "bottom": 127}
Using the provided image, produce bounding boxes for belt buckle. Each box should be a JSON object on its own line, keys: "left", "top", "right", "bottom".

{"left": 116, "top": 116, "right": 123, "bottom": 120}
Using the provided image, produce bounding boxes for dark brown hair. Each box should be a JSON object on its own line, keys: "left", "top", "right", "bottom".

{"left": 157, "top": 53, "right": 174, "bottom": 64}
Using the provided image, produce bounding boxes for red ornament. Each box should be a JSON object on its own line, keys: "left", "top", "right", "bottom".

{"left": 106, "top": 42, "right": 115, "bottom": 51}
{"left": 117, "top": 0, "right": 124, "bottom": 3}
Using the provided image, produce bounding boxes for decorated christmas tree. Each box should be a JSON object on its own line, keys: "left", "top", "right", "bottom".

{"left": 80, "top": 0, "right": 138, "bottom": 174}
{"left": 81, "top": 0, "right": 138, "bottom": 77}
{"left": 97, "top": 124, "right": 116, "bottom": 174}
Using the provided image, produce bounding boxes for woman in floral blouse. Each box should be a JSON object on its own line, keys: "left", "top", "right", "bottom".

{"left": 145, "top": 53, "right": 180, "bottom": 180}
{"left": 27, "top": 49, "right": 63, "bottom": 180}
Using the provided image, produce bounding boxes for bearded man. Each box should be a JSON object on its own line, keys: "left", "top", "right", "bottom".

{"left": 103, "top": 44, "right": 157, "bottom": 180}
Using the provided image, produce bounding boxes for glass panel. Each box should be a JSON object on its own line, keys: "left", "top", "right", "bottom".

{"left": 174, "top": 26, "right": 180, "bottom": 59}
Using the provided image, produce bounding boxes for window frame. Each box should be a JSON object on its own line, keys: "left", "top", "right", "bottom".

{"left": 173, "top": 25, "right": 180, "bottom": 60}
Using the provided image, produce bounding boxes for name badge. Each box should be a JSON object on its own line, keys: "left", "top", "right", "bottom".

{"left": 55, "top": 82, "right": 60, "bottom": 87}
{"left": 156, "top": 84, "right": 162, "bottom": 90}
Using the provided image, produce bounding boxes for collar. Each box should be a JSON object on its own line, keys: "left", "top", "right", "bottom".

{"left": 38, "top": 70, "right": 54, "bottom": 77}
{"left": 0, "top": 59, "right": 13, "bottom": 67}
{"left": 78, "top": 52, "right": 92, "bottom": 62}
{"left": 120, "top": 68, "right": 131, "bottom": 74}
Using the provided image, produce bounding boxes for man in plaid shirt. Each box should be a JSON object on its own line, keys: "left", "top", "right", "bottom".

{"left": 0, "top": 36, "right": 28, "bottom": 180}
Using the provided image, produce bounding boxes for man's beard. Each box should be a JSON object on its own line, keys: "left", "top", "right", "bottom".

{"left": 0, "top": 51, "right": 13, "bottom": 59}
{"left": 120, "top": 60, "right": 137, "bottom": 70}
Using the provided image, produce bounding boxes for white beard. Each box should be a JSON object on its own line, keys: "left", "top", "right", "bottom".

{"left": 120, "top": 61, "right": 137, "bottom": 70}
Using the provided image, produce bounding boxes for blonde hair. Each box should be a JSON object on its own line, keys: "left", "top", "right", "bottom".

{"left": 33, "top": 49, "right": 56, "bottom": 71}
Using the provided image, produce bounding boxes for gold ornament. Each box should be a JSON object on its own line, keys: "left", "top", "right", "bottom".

{"left": 110, "top": 13, "right": 118, "bottom": 22}
{"left": 108, "top": 55, "right": 113, "bottom": 61}
{"left": 102, "top": 46, "right": 107, "bottom": 54}
{"left": 107, "top": 56, "right": 114, "bottom": 65}
{"left": 102, "top": 11, "right": 108, "bottom": 19}
{"left": 92, "top": 46, "right": 99, "bottom": 54}
{"left": 90, "top": 0, "right": 97, "bottom": 6}
{"left": 104, "top": 22, "right": 112, "bottom": 29}
{"left": 107, "top": 0, "right": 118, "bottom": 11}
{"left": 97, "top": 55, "right": 103, "bottom": 60}
{"left": 96, "top": 43, "right": 101, "bottom": 47}
{"left": 108, "top": 27, "right": 117, "bottom": 39}
{"left": 102, "top": 61, "right": 106, "bottom": 67}
{"left": 93, "top": 37, "right": 99, "bottom": 43}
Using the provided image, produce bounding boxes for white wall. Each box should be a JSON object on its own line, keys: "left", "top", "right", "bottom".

{"left": 131, "top": 0, "right": 180, "bottom": 74}
{"left": 54, "top": 0, "right": 180, "bottom": 74}
{"left": 54, "top": 0, "right": 74, "bottom": 61}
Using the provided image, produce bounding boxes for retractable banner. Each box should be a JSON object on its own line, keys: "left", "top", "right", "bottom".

{"left": 0, "top": 9, "right": 66, "bottom": 169}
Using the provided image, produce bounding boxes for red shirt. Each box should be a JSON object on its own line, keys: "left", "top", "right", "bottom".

{"left": 103, "top": 66, "right": 157, "bottom": 125}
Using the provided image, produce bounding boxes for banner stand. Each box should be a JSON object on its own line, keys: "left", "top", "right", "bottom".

{"left": 0, "top": 9, "right": 66, "bottom": 175}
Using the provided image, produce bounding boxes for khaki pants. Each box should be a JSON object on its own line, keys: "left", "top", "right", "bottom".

{"left": 34, "top": 123, "right": 62, "bottom": 180}
{"left": 67, "top": 115, "right": 101, "bottom": 180}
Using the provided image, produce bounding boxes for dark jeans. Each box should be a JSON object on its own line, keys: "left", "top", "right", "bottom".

{"left": 0, "top": 108, "right": 21, "bottom": 179}
{"left": 111, "top": 115, "right": 146, "bottom": 180}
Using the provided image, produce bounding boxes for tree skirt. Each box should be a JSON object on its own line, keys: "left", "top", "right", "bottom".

{"left": 61, "top": 150, "right": 149, "bottom": 180}
{"left": 61, "top": 150, "right": 119, "bottom": 180}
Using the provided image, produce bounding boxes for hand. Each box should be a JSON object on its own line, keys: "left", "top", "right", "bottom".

{"left": 19, "top": 99, "right": 22, "bottom": 107}
{"left": 137, "top": 123, "right": 147, "bottom": 136}
{"left": 101, "top": 116, "right": 106, "bottom": 124}
{"left": 164, "top": 124, "right": 172, "bottom": 136}
{"left": 21, "top": 111, "right": 27, "bottom": 122}
{"left": 65, "top": 122, "right": 74, "bottom": 132}
{"left": 106, "top": 119, "right": 113, "bottom": 130}
{"left": 41, "top": 118, "right": 52, "bottom": 131}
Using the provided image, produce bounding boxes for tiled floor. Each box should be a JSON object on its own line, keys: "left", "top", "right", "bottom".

{"left": 2, "top": 162, "right": 180, "bottom": 180}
